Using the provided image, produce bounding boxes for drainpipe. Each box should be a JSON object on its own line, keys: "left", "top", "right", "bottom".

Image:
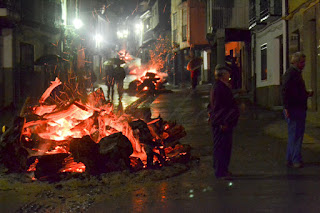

{"left": 285, "top": 0, "right": 289, "bottom": 69}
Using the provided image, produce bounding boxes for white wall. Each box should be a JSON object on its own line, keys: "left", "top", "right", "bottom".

{"left": 256, "top": 20, "right": 284, "bottom": 88}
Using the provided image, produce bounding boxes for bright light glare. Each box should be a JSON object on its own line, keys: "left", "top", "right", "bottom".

{"left": 73, "top": 19, "right": 83, "bottom": 29}
{"left": 95, "top": 34, "right": 103, "bottom": 42}
{"left": 135, "top": 23, "right": 143, "bottom": 34}
{"left": 117, "top": 30, "right": 129, "bottom": 39}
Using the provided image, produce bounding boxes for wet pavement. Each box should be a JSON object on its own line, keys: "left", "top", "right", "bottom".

{"left": 1, "top": 75, "right": 320, "bottom": 212}
{"left": 89, "top": 78, "right": 320, "bottom": 212}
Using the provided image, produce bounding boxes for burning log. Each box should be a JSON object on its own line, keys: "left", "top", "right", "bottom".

{"left": 162, "top": 122, "right": 187, "bottom": 147}
{"left": 129, "top": 157, "right": 144, "bottom": 172}
{"left": 69, "top": 136, "right": 102, "bottom": 175}
{"left": 129, "top": 119, "right": 165, "bottom": 167}
{"left": 165, "top": 144, "right": 192, "bottom": 164}
{"left": 148, "top": 119, "right": 187, "bottom": 148}
{"left": 128, "top": 71, "right": 171, "bottom": 95}
{"left": 99, "top": 133, "right": 133, "bottom": 172}
{"left": 33, "top": 153, "right": 69, "bottom": 180}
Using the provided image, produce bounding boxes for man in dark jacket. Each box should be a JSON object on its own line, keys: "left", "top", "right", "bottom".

{"left": 282, "top": 52, "right": 313, "bottom": 168}
{"left": 208, "top": 64, "right": 240, "bottom": 179}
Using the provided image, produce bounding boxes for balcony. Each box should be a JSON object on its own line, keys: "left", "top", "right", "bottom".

{"left": 142, "top": 29, "right": 155, "bottom": 45}
{"left": 20, "top": 1, "right": 62, "bottom": 34}
{"left": 211, "top": 5, "right": 249, "bottom": 30}
{"left": 0, "top": 0, "right": 20, "bottom": 27}
{"left": 260, "top": 0, "right": 282, "bottom": 23}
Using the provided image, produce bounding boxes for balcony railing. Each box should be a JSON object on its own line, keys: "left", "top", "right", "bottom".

{"left": 212, "top": 6, "right": 248, "bottom": 29}
{"left": 260, "top": 0, "right": 282, "bottom": 22}
{"left": 249, "top": 0, "right": 256, "bottom": 28}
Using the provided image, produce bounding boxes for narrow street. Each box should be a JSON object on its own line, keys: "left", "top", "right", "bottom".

{"left": 88, "top": 80, "right": 320, "bottom": 212}
{"left": 1, "top": 78, "right": 320, "bottom": 212}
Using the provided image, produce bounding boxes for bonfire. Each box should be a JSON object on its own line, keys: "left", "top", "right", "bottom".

{"left": 0, "top": 77, "right": 189, "bottom": 181}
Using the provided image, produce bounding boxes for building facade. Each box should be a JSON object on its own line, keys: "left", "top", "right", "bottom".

{"left": 206, "top": 0, "right": 251, "bottom": 91}
{"left": 0, "top": 0, "right": 63, "bottom": 109}
{"left": 171, "top": 0, "right": 208, "bottom": 86}
{"left": 286, "top": 0, "right": 320, "bottom": 120}
{"left": 249, "top": 0, "right": 285, "bottom": 107}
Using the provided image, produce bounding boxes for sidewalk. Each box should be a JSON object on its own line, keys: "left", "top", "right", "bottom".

{"left": 263, "top": 110, "right": 320, "bottom": 151}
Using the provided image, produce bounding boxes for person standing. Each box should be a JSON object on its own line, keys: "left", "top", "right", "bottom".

{"left": 187, "top": 52, "right": 202, "bottom": 91}
{"left": 105, "top": 65, "right": 115, "bottom": 100}
{"left": 282, "top": 52, "right": 313, "bottom": 168}
{"left": 114, "top": 63, "right": 126, "bottom": 101}
{"left": 208, "top": 64, "right": 239, "bottom": 179}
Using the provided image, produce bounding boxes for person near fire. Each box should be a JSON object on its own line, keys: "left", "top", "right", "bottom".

{"left": 208, "top": 64, "right": 239, "bottom": 179}
{"left": 105, "top": 64, "right": 115, "bottom": 101}
{"left": 114, "top": 63, "right": 126, "bottom": 100}
{"left": 187, "top": 51, "right": 203, "bottom": 92}
{"left": 282, "top": 52, "right": 313, "bottom": 168}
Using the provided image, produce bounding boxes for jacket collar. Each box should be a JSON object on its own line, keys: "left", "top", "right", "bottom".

{"left": 291, "top": 64, "right": 302, "bottom": 72}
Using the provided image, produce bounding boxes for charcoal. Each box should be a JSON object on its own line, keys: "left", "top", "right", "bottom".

{"left": 129, "top": 157, "right": 144, "bottom": 172}
{"left": 163, "top": 124, "right": 187, "bottom": 147}
{"left": 99, "top": 133, "right": 133, "bottom": 170}
{"left": 165, "top": 144, "right": 192, "bottom": 164}
{"left": 69, "top": 136, "right": 103, "bottom": 175}
{"left": 34, "top": 153, "right": 69, "bottom": 180}
{"left": 129, "top": 119, "right": 155, "bottom": 146}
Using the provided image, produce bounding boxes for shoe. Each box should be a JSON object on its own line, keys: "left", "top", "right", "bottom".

{"left": 226, "top": 171, "right": 233, "bottom": 176}
{"left": 292, "top": 162, "right": 303, "bottom": 168}
{"left": 216, "top": 172, "right": 233, "bottom": 180}
{"left": 219, "top": 175, "right": 233, "bottom": 180}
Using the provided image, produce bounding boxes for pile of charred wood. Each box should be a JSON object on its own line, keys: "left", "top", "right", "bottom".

{"left": 128, "top": 72, "right": 170, "bottom": 94}
{"left": 0, "top": 79, "right": 190, "bottom": 181}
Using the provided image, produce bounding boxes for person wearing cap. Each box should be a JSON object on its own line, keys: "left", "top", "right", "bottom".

{"left": 208, "top": 64, "right": 239, "bottom": 179}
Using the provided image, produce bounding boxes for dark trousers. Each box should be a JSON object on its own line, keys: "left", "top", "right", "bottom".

{"left": 211, "top": 126, "right": 233, "bottom": 177}
{"left": 212, "top": 126, "right": 232, "bottom": 177}
{"left": 284, "top": 109, "right": 306, "bottom": 164}
{"left": 191, "top": 70, "right": 199, "bottom": 89}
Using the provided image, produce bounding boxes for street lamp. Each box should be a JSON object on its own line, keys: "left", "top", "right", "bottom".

{"left": 117, "top": 29, "right": 128, "bottom": 39}
{"left": 94, "top": 34, "right": 103, "bottom": 48}
{"left": 73, "top": 19, "right": 83, "bottom": 29}
{"left": 94, "top": 34, "right": 103, "bottom": 43}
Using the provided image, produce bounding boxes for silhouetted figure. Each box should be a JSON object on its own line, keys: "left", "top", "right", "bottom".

{"left": 114, "top": 64, "right": 126, "bottom": 100}
{"left": 208, "top": 64, "right": 240, "bottom": 180}
{"left": 187, "top": 52, "right": 203, "bottom": 91}
{"left": 105, "top": 65, "right": 115, "bottom": 100}
{"left": 282, "top": 52, "right": 313, "bottom": 168}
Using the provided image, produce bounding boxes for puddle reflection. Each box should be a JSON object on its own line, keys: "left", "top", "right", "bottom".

{"left": 131, "top": 182, "right": 169, "bottom": 212}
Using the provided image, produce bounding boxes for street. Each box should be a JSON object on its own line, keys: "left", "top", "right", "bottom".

{"left": 89, "top": 79, "right": 320, "bottom": 212}
{"left": 1, "top": 78, "right": 320, "bottom": 212}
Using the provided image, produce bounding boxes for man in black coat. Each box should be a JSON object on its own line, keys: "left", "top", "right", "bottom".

{"left": 282, "top": 52, "right": 313, "bottom": 168}
{"left": 208, "top": 64, "right": 239, "bottom": 179}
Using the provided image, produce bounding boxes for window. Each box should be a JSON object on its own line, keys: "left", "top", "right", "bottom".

{"left": 172, "top": 12, "right": 177, "bottom": 43}
{"left": 173, "top": 29, "right": 177, "bottom": 43}
{"left": 173, "top": 12, "right": 177, "bottom": 30}
{"left": 182, "top": 8, "right": 187, "bottom": 41}
{"left": 144, "top": 18, "right": 151, "bottom": 32}
{"left": 20, "top": 42, "right": 34, "bottom": 72}
{"left": 261, "top": 44, "right": 267, "bottom": 81}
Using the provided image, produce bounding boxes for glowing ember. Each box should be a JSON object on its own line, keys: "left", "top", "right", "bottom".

{"left": 22, "top": 78, "right": 147, "bottom": 174}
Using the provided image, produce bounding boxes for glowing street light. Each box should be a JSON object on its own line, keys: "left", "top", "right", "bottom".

{"left": 117, "top": 29, "right": 129, "bottom": 39}
{"left": 135, "top": 23, "right": 143, "bottom": 35}
{"left": 94, "top": 34, "right": 103, "bottom": 43}
{"left": 73, "top": 19, "right": 83, "bottom": 29}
